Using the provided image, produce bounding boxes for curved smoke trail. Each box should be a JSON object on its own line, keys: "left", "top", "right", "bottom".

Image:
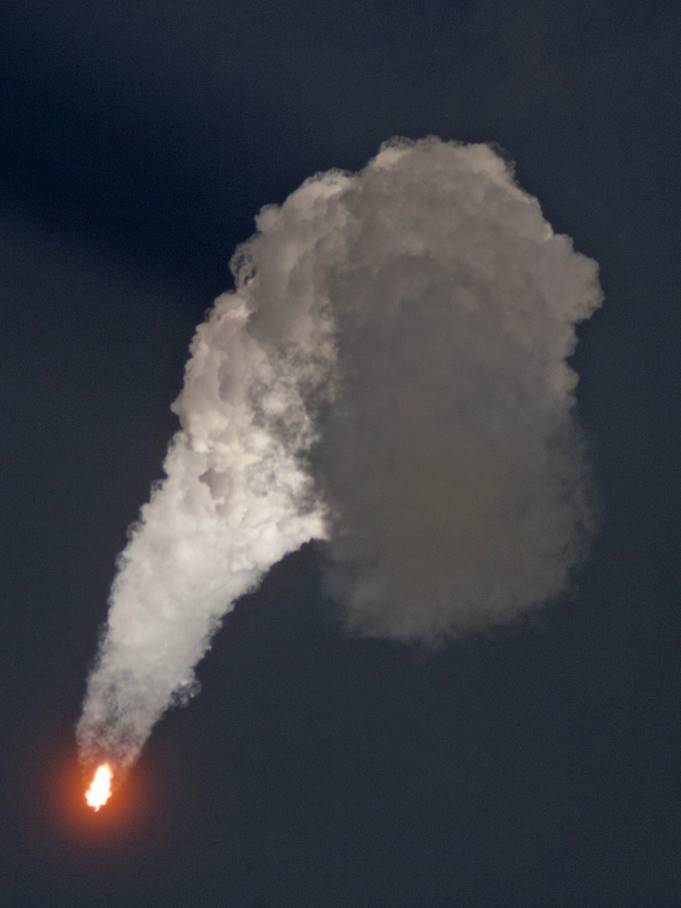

{"left": 77, "top": 138, "right": 602, "bottom": 769}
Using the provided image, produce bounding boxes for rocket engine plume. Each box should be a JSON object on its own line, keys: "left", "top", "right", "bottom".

{"left": 77, "top": 137, "right": 602, "bottom": 771}
{"left": 85, "top": 763, "right": 113, "bottom": 812}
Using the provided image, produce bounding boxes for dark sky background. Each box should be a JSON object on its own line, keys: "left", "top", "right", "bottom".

{"left": 2, "top": 1, "right": 680, "bottom": 905}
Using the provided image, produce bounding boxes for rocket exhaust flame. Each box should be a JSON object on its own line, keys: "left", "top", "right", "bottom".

{"left": 85, "top": 763, "right": 113, "bottom": 812}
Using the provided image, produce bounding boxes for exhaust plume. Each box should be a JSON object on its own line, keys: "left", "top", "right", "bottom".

{"left": 77, "top": 137, "right": 602, "bottom": 769}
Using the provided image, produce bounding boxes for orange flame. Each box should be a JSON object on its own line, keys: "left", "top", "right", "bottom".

{"left": 85, "top": 763, "right": 113, "bottom": 812}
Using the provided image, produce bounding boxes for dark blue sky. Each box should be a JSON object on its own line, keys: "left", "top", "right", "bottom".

{"left": 2, "top": 2, "right": 679, "bottom": 905}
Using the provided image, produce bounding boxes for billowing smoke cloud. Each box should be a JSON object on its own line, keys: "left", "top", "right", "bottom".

{"left": 77, "top": 137, "right": 602, "bottom": 769}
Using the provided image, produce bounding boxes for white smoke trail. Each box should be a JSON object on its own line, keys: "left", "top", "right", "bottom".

{"left": 77, "top": 137, "right": 602, "bottom": 768}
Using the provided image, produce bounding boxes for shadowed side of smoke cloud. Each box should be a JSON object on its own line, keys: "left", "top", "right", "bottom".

{"left": 236, "top": 137, "right": 602, "bottom": 642}
{"left": 77, "top": 137, "right": 602, "bottom": 767}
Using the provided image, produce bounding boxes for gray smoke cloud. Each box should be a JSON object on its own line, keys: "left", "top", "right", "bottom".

{"left": 77, "top": 137, "right": 602, "bottom": 769}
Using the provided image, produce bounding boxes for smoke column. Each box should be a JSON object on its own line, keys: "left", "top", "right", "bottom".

{"left": 77, "top": 137, "right": 602, "bottom": 770}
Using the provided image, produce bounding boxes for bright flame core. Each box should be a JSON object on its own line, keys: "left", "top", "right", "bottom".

{"left": 85, "top": 763, "right": 113, "bottom": 812}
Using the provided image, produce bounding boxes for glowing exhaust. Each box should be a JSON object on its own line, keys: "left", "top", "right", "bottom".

{"left": 85, "top": 763, "right": 113, "bottom": 812}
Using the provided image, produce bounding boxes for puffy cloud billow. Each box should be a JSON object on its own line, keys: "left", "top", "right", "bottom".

{"left": 77, "top": 138, "right": 602, "bottom": 768}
